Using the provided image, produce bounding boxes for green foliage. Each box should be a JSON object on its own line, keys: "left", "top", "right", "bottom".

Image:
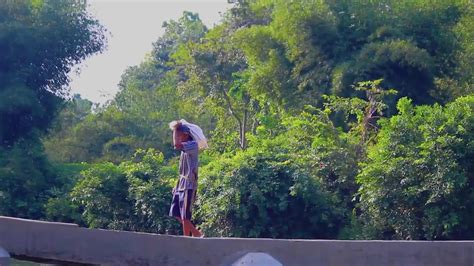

{"left": 6, "top": 0, "right": 473, "bottom": 241}
{"left": 45, "top": 12, "right": 210, "bottom": 163}
{"left": 72, "top": 162, "right": 131, "bottom": 229}
{"left": 170, "top": 0, "right": 474, "bottom": 151}
{"left": 43, "top": 95, "right": 94, "bottom": 162}
{"left": 237, "top": 0, "right": 472, "bottom": 108}
{"left": 324, "top": 79, "right": 397, "bottom": 143}
{"left": 176, "top": 22, "right": 256, "bottom": 149}
{"left": 0, "top": 0, "right": 105, "bottom": 219}
{"left": 71, "top": 149, "right": 181, "bottom": 234}
{"left": 197, "top": 141, "right": 346, "bottom": 239}
{"left": 352, "top": 40, "right": 433, "bottom": 104}
{"left": 45, "top": 195, "right": 83, "bottom": 225}
{"left": 0, "top": 0, "right": 106, "bottom": 145}
{"left": 357, "top": 95, "right": 474, "bottom": 240}
{"left": 0, "top": 138, "right": 58, "bottom": 218}
{"left": 196, "top": 109, "right": 362, "bottom": 238}
{"left": 44, "top": 162, "right": 91, "bottom": 224}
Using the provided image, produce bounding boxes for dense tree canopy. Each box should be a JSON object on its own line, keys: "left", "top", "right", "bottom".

{"left": 1, "top": 0, "right": 473, "bottom": 240}
{"left": 0, "top": 0, "right": 106, "bottom": 145}
{"left": 0, "top": 0, "right": 106, "bottom": 218}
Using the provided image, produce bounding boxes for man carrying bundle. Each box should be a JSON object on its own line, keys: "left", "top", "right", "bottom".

{"left": 168, "top": 119, "right": 208, "bottom": 237}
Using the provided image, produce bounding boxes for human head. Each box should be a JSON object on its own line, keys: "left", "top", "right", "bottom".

{"left": 169, "top": 120, "right": 192, "bottom": 148}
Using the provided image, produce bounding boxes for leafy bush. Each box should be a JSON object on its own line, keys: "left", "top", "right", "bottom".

{"left": 71, "top": 149, "right": 181, "bottom": 234}
{"left": 0, "top": 138, "right": 58, "bottom": 218}
{"left": 195, "top": 111, "right": 358, "bottom": 238}
{"left": 357, "top": 95, "right": 474, "bottom": 239}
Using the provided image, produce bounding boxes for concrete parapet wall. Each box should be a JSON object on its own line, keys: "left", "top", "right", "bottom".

{"left": 0, "top": 246, "right": 10, "bottom": 266}
{"left": 0, "top": 216, "right": 473, "bottom": 265}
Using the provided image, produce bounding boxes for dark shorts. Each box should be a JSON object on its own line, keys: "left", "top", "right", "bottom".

{"left": 169, "top": 189, "right": 195, "bottom": 220}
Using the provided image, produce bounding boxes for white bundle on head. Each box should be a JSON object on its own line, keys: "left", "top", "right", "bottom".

{"left": 169, "top": 119, "right": 208, "bottom": 150}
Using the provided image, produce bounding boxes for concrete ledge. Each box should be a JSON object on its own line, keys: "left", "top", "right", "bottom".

{"left": 1, "top": 216, "right": 473, "bottom": 265}
{"left": 0, "top": 246, "right": 10, "bottom": 266}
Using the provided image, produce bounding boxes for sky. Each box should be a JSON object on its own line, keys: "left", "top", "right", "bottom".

{"left": 69, "top": 0, "right": 232, "bottom": 104}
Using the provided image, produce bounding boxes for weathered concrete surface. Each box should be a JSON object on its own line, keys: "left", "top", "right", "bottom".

{"left": 1, "top": 216, "right": 473, "bottom": 266}
{"left": 231, "top": 252, "right": 282, "bottom": 266}
{"left": 0, "top": 246, "right": 10, "bottom": 266}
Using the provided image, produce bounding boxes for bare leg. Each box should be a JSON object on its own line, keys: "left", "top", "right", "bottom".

{"left": 173, "top": 217, "right": 189, "bottom": 236}
{"left": 190, "top": 221, "right": 203, "bottom": 237}
{"left": 182, "top": 220, "right": 192, "bottom": 236}
{"left": 183, "top": 219, "right": 202, "bottom": 237}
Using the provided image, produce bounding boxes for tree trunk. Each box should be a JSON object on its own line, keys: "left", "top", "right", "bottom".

{"left": 240, "top": 109, "right": 248, "bottom": 149}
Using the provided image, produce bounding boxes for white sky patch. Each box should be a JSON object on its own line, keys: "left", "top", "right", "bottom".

{"left": 69, "top": 0, "right": 231, "bottom": 104}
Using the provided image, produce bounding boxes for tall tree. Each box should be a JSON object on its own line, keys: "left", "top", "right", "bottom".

{"left": 237, "top": 0, "right": 472, "bottom": 107}
{"left": 0, "top": 0, "right": 106, "bottom": 145}
{"left": 45, "top": 12, "right": 209, "bottom": 163}
{"left": 0, "top": 0, "right": 106, "bottom": 218}
{"left": 174, "top": 8, "right": 265, "bottom": 150}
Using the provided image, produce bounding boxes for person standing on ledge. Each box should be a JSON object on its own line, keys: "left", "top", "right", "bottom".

{"left": 168, "top": 119, "right": 208, "bottom": 237}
